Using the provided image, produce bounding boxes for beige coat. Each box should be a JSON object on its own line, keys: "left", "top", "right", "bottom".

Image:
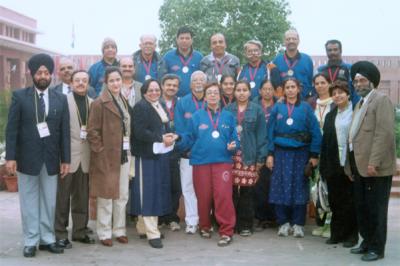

{"left": 345, "top": 90, "right": 397, "bottom": 177}
{"left": 67, "top": 93, "right": 92, "bottom": 173}
{"left": 87, "top": 90, "right": 125, "bottom": 199}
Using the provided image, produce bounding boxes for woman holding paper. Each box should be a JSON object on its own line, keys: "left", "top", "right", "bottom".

{"left": 130, "top": 79, "right": 173, "bottom": 249}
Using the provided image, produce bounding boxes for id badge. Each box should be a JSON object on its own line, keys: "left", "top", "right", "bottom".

{"left": 123, "top": 136, "right": 130, "bottom": 150}
{"left": 37, "top": 122, "right": 51, "bottom": 138}
{"left": 80, "top": 125, "right": 87, "bottom": 140}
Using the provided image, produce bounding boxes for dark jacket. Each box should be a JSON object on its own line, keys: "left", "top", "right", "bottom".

{"left": 131, "top": 98, "right": 171, "bottom": 159}
{"left": 5, "top": 87, "right": 71, "bottom": 175}
{"left": 319, "top": 106, "right": 344, "bottom": 179}
{"left": 225, "top": 102, "right": 268, "bottom": 165}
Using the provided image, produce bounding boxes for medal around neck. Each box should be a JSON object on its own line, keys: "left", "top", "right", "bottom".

{"left": 286, "top": 117, "right": 294, "bottom": 126}
{"left": 236, "top": 125, "right": 243, "bottom": 133}
{"left": 145, "top": 75, "right": 151, "bottom": 80}
{"left": 287, "top": 69, "right": 294, "bottom": 76}
{"left": 212, "top": 130, "right": 220, "bottom": 139}
{"left": 182, "top": 66, "right": 189, "bottom": 73}
{"left": 250, "top": 81, "right": 256, "bottom": 89}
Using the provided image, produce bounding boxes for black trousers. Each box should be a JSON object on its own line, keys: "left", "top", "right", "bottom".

{"left": 350, "top": 151, "right": 392, "bottom": 255}
{"left": 233, "top": 186, "right": 254, "bottom": 232}
{"left": 253, "top": 166, "right": 275, "bottom": 221}
{"left": 159, "top": 153, "right": 181, "bottom": 224}
{"left": 326, "top": 172, "right": 358, "bottom": 242}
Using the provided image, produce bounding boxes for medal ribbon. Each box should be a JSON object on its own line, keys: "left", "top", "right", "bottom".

{"left": 192, "top": 95, "right": 205, "bottom": 110}
{"left": 318, "top": 104, "right": 328, "bottom": 128}
{"left": 249, "top": 62, "right": 260, "bottom": 81}
{"left": 261, "top": 99, "right": 274, "bottom": 116}
{"left": 179, "top": 53, "right": 193, "bottom": 67}
{"left": 222, "top": 95, "right": 232, "bottom": 107}
{"left": 283, "top": 53, "right": 298, "bottom": 71}
{"left": 328, "top": 67, "right": 340, "bottom": 82}
{"left": 214, "top": 58, "right": 229, "bottom": 75}
{"left": 207, "top": 108, "right": 220, "bottom": 131}
{"left": 166, "top": 99, "right": 175, "bottom": 120}
{"left": 286, "top": 102, "right": 295, "bottom": 119}
{"left": 237, "top": 105, "right": 246, "bottom": 126}
{"left": 141, "top": 57, "right": 153, "bottom": 75}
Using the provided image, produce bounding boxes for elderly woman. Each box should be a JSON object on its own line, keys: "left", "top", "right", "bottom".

{"left": 319, "top": 80, "right": 358, "bottom": 247}
{"left": 87, "top": 66, "right": 131, "bottom": 247}
{"left": 177, "top": 82, "right": 239, "bottom": 247}
{"left": 225, "top": 81, "right": 267, "bottom": 236}
{"left": 266, "top": 77, "right": 321, "bottom": 238}
{"left": 130, "top": 79, "right": 173, "bottom": 249}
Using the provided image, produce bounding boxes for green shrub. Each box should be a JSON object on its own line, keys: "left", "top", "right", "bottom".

{"left": 0, "top": 89, "right": 12, "bottom": 144}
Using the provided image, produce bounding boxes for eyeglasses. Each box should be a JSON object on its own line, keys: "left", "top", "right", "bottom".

{"left": 205, "top": 90, "right": 219, "bottom": 95}
{"left": 246, "top": 49, "right": 261, "bottom": 55}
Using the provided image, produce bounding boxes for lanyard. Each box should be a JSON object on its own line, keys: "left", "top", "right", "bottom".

{"left": 237, "top": 104, "right": 247, "bottom": 126}
{"left": 283, "top": 53, "right": 298, "bottom": 70}
{"left": 261, "top": 99, "right": 274, "bottom": 115}
{"left": 328, "top": 67, "right": 340, "bottom": 82}
{"left": 214, "top": 58, "right": 229, "bottom": 75}
{"left": 286, "top": 102, "right": 295, "bottom": 118}
{"left": 165, "top": 99, "right": 175, "bottom": 120}
{"left": 248, "top": 62, "right": 260, "bottom": 81}
{"left": 34, "top": 91, "right": 46, "bottom": 124}
{"left": 141, "top": 57, "right": 153, "bottom": 75}
{"left": 192, "top": 95, "right": 205, "bottom": 110}
{"left": 318, "top": 104, "right": 328, "bottom": 128}
{"left": 179, "top": 53, "right": 193, "bottom": 67}
{"left": 207, "top": 108, "right": 220, "bottom": 130}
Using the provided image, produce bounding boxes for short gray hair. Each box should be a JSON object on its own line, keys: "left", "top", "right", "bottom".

{"left": 244, "top": 40, "right": 263, "bottom": 51}
{"left": 190, "top": 70, "right": 206, "bottom": 82}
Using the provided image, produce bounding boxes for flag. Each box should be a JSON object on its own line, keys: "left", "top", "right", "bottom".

{"left": 71, "top": 23, "right": 75, "bottom": 49}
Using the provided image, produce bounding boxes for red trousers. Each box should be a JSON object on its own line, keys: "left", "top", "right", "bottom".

{"left": 193, "top": 163, "right": 236, "bottom": 236}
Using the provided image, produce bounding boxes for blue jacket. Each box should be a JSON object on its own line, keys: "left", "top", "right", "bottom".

{"left": 5, "top": 87, "right": 71, "bottom": 175}
{"left": 252, "top": 96, "right": 276, "bottom": 125}
{"left": 133, "top": 50, "right": 162, "bottom": 83}
{"left": 225, "top": 102, "right": 268, "bottom": 165}
{"left": 267, "top": 101, "right": 321, "bottom": 156}
{"left": 317, "top": 61, "right": 360, "bottom": 105}
{"left": 178, "top": 108, "right": 239, "bottom": 165}
{"left": 88, "top": 59, "right": 119, "bottom": 97}
{"left": 159, "top": 49, "right": 203, "bottom": 97}
{"left": 273, "top": 52, "right": 314, "bottom": 99}
{"left": 174, "top": 93, "right": 206, "bottom": 135}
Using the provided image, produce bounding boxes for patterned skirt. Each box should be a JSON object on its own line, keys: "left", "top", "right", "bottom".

{"left": 269, "top": 146, "right": 309, "bottom": 205}
{"left": 232, "top": 150, "right": 259, "bottom": 186}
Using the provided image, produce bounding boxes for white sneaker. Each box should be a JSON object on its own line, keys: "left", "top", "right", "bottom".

{"left": 169, "top": 221, "right": 181, "bottom": 232}
{"left": 278, "top": 223, "right": 291, "bottom": 237}
{"left": 293, "top": 225, "right": 304, "bottom": 238}
{"left": 185, "top": 225, "right": 197, "bottom": 234}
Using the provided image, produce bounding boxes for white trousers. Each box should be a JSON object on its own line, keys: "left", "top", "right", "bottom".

{"left": 179, "top": 158, "right": 198, "bottom": 226}
{"left": 96, "top": 160, "right": 130, "bottom": 240}
{"left": 136, "top": 216, "right": 160, "bottom": 240}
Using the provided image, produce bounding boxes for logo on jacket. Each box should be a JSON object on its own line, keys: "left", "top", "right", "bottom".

{"left": 184, "top": 112, "right": 192, "bottom": 119}
{"left": 199, "top": 123, "right": 209, "bottom": 130}
{"left": 172, "top": 65, "right": 180, "bottom": 71}
{"left": 277, "top": 113, "right": 283, "bottom": 120}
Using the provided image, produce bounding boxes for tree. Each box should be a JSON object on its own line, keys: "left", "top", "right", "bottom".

{"left": 159, "top": 0, "right": 291, "bottom": 61}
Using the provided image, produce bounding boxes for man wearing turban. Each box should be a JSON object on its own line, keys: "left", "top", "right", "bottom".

{"left": 346, "top": 61, "right": 396, "bottom": 262}
{"left": 5, "top": 53, "right": 71, "bottom": 258}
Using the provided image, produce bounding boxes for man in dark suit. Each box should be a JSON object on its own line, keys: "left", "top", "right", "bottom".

{"left": 52, "top": 57, "right": 96, "bottom": 98}
{"left": 346, "top": 61, "right": 396, "bottom": 262}
{"left": 5, "top": 53, "right": 71, "bottom": 258}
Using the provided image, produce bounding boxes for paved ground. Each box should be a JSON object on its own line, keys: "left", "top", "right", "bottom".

{"left": 0, "top": 191, "right": 399, "bottom": 266}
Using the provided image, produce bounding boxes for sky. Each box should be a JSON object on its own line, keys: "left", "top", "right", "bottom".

{"left": 1, "top": 0, "right": 399, "bottom": 56}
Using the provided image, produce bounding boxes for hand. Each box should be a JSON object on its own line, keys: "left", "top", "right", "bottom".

{"left": 347, "top": 175, "right": 354, "bottom": 182}
{"left": 227, "top": 141, "right": 236, "bottom": 151}
{"left": 367, "top": 165, "right": 378, "bottom": 176}
{"left": 266, "top": 156, "right": 274, "bottom": 170}
{"left": 309, "top": 158, "right": 319, "bottom": 168}
{"left": 60, "top": 163, "right": 70, "bottom": 178}
{"left": 162, "top": 133, "right": 175, "bottom": 147}
{"left": 5, "top": 160, "right": 17, "bottom": 176}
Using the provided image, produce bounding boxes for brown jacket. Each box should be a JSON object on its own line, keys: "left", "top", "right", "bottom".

{"left": 87, "top": 90, "right": 124, "bottom": 199}
{"left": 345, "top": 90, "right": 396, "bottom": 177}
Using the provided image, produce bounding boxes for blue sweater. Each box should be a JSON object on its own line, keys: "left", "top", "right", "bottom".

{"left": 174, "top": 93, "right": 205, "bottom": 135}
{"left": 267, "top": 101, "right": 321, "bottom": 155}
{"left": 159, "top": 49, "right": 203, "bottom": 97}
{"left": 273, "top": 52, "right": 314, "bottom": 99}
{"left": 88, "top": 59, "right": 119, "bottom": 96}
{"left": 238, "top": 61, "right": 269, "bottom": 98}
{"left": 178, "top": 109, "right": 239, "bottom": 165}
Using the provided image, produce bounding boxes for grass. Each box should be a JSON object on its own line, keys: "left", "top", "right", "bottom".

{"left": 0, "top": 89, "right": 12, "bottom": 145}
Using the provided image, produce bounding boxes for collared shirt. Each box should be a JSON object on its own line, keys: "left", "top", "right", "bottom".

{"left": 200, "top": 52, "right": 240, "bottom": 83}
{"left": 35, "top": 87, "right": 49, "bottom": 116}
{"left": 62, "top": 82, "right": 71, "bottom": 95}
{"left": 335, "top": 102, "right": 353, "bottom": 166}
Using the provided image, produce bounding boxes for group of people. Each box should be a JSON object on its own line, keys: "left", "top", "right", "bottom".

{"left": 4, "top": 27, "right": 396, "bottom": 263}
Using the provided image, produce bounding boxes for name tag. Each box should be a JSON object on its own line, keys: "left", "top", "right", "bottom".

{"left": 37, "top": 122, "right": 50, "bottom": 138}
{"left": 123, "top": 136, "right": 130, "bottom": 150}
{"left": 80, "top": 126, "right": 87, "bottom": 140}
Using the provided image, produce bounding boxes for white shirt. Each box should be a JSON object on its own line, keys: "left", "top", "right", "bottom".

{"left": 62, "top": 82, "right": 71, "bottom": 95}
{"left": 35, "top": 87, "right": 49, "bottom": 116}
{"left": 335, "top": 102, "right": 353, "bottom": 166}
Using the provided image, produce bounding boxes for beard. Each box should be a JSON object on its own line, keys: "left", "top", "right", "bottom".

{"left": 193, "top": 86, "right": 204, "bottom": 93}
{"left": 356, "top": 83, "right": 373, "bottom": 98}
{"left": 33, "top": 77, "right": 51, "bottom": 91}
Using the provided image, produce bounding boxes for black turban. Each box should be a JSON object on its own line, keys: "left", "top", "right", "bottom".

{"left": 28, "top": 53, "right": 54, "bottom": 76}
{"left": 350, "top": 61, "right": 380, "bottom": 88}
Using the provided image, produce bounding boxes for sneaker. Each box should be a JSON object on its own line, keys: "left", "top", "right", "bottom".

{"left": 277, "top": 223, "right": 291, "bottom": 237}
{"left": 239, "top": 229, "right": 252, "bottom": 237}
{"left": 200, "top": 229, "right": 211, "bottom": 238}
{"left": 293, "top": 225, "right": 304, "bottom": 238}
{"left": 217, "top": 235, "right": 232, "bottom": 247}
{"left": 169, "top": 221, "right": 181, "bottom": 232}
{"left": 321, "top": 225, "right": 331, "bottom": 238}
{"left": 185, "top": 225, "right": 197, "bottom": 234}
{"left": 312, "top": 226, "right": 324, "bottom": 236}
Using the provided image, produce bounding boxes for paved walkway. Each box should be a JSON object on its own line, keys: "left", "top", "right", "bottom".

{"left": 0, "top": 191, "right": 399, "bottom": 266}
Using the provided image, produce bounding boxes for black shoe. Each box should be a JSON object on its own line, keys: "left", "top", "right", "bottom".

{"left": 85, "top": 227, "right": 94, "bottom": 234}
{"left": 148, "top": 238, "right": 163, "bottom": 248}
{"left": 139, "top": 233, "right": 164, "bottom": 239}
{"left": 361, "top": 251, "right": 384, "bottom": 261}
{"left": 23, "top": 246, "right": 36, "bottom": 257}
{"left": 350, "top": 246, "right": 368, "bottom": 254}
{"left": 72, "top": 235, "right": 95, "bottom": 244}
{"left": 342, "top": 238, "right": 358, "bottom": 248}
{"left": 38, "top": 243, "right": 64, "bottom": 254}
{"left": 325, "top": 238, "right": 339, "bottom": 245}
{"left": 56, "top": 238, "right": 72, "bottom": 249}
